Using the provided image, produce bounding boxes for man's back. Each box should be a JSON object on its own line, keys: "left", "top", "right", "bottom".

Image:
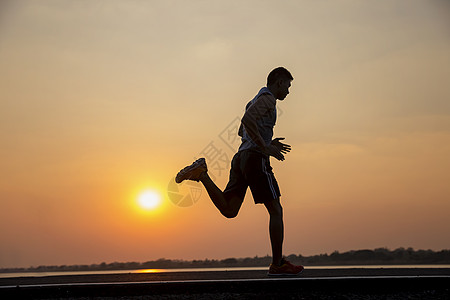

{"left": 238, "top": 87, "right": 277, "bottom": 153}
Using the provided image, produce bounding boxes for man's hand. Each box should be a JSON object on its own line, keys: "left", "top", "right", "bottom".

{"left": 271, "top": 137, "right": 291, "bottom": 154}
{"left": 263, "top": 138, "right": 291, "bottom": 161}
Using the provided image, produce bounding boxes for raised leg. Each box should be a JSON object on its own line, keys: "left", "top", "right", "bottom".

{"left": 199, "top": 172, "right": 244, "bottom": 218}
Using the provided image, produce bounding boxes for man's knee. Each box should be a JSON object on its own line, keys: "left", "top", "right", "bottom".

{"left": 222, "top": 194, "right": 243, "bottom": 219}
{"left": 265, "top": 199, "right": 283, "bottom": 216}
{"left": 223, "top": 209, "right": 239, "bottom": 219}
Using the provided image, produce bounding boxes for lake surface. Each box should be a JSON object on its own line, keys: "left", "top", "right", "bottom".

{"left": 1, "top": 265, "right": 450, "bottom": 279}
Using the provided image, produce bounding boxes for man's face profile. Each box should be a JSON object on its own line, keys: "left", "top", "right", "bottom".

{"left": 276, "top": 79, "right": 291, "bottom": 101}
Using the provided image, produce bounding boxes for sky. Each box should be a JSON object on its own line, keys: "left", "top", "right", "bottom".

{"left": 1, "top": 0, "right": 450, "bottom": 269}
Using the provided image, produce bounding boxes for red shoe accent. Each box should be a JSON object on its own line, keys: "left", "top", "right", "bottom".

{"left": 268, "top": 260, "right": 304, "bottom": 276}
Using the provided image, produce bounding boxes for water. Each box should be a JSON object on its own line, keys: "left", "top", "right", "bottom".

{"left": 1, "top": 265, "right": 449, "bottom": 279}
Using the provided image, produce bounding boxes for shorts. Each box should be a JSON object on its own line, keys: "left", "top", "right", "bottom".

{"left": 223, "top": 149, "right": 281, "bottom": 204}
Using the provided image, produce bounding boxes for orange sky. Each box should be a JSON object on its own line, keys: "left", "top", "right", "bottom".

{"left": 1, "top": 0, "right": 450, "bottom": 268}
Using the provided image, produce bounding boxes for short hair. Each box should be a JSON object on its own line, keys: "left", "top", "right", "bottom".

{"left": 267, "top": 67, "right": 293, "bottom": 86}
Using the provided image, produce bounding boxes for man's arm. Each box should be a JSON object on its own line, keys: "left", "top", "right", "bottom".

{"left": 241, "top": 94, "right": 285, "bottom": 160}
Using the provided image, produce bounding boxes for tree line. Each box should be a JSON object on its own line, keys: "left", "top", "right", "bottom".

{"left": 2, "top": 247, "right": 449, "bottom": 273}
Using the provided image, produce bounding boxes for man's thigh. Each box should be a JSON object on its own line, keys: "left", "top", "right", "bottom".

{"left": 223, "top": 152, "right": 248, "bottom": 203}
{"left": 241, "top": 150, "right": 281, "bottom": 204}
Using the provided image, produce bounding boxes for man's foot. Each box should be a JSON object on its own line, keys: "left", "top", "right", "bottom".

{"left": 267, "top": 259, "right": 304, "bottom": 277}
{"left": 175, "top": 158, "right": 207, "bottom": 183}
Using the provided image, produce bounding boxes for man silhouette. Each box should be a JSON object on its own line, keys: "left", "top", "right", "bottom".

{"left": 175, "top": 67, "right": 303, "bottom": 276}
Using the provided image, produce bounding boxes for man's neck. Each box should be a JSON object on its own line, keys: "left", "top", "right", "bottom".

{"left": 267, "top": 85, "right": 278, "bottom": 100}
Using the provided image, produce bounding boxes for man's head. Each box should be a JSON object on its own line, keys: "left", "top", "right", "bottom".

{"left": 267, "top": 67, "right": 293, "bottom": 100}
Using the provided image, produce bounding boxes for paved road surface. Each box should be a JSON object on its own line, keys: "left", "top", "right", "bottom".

{"left": 1, "top": 268, "right": 449, "bottom": 299}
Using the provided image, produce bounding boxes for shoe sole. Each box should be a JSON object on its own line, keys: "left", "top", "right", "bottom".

{"left": 267, "top": 268, "right": 304, "bottom": 277}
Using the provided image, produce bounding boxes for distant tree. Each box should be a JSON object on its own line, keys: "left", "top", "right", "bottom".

{"left": 3, "top": 248, "right": 450, "bottom": 274}
{"left": 221, "top": 258, "right": 238, "bottom": 265}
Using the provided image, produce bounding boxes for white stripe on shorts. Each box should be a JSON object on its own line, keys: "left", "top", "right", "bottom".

{"left": 262, "top": 157, "right": 277, "bottom": 199}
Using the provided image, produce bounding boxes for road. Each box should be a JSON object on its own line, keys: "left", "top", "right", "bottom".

{"left": 1, "top": 268, "right": 449, "bottom": 299}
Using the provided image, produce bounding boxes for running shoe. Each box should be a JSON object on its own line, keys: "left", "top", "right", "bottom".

{"left": 175, "top": 158, "right": 207, "bottom": 183}
{"left": 268, "top": 259, "right": 304, "bottom": 276}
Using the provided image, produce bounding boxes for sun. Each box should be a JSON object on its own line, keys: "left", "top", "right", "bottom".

{"left": 137, "top": 190, "right": 162, "bottom": 210}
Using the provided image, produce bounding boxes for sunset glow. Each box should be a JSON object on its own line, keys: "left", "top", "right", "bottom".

{"left": 137, "top": 190, "right": 162, "bottom": 210}
{"left": 135, "top": 269, "right": 166, "bottom": 274}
